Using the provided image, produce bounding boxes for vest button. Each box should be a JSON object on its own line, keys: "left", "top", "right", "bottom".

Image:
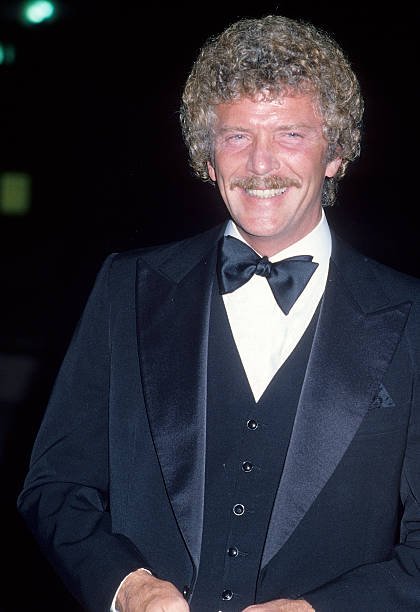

{"left": 233, "top": 503, "right": 245, "bottom": 516}
{"left": 222, "top": 589, "right": 233, "bottom": 600}
{"left": 228, "top": 546, "right": 239, "bottom": 557}
{"left": 247, "top": 419, "right": 258, "bottom": 430}
{"left": 242, "top": 461, "right": 253, "bottom": 472}
{"left": 182, "top": 585, "right": 190, "bottom": 599}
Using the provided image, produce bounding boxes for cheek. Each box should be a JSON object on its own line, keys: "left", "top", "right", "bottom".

{"left": 294, "top": 153, "right": 327, "bottom": 181}
{"left": 214, "top": 149, "right": 248, "bottom": 175}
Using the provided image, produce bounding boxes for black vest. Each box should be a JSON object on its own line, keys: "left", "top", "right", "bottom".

{"left": 191, "top": 284, "right": 319, "bottom": 611}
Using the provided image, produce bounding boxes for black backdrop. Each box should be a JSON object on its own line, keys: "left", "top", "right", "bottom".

{"left": 0, "top": 2, "right": 418, "bottom": 610}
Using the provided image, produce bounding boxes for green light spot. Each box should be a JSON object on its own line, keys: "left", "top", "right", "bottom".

{"left": 0, "top": 42, "right": 16, "bottom": 65}
{"left": 23, "top": 1, "right": 55, "bottom": 25}
{"left": 0, "top": 172, "right": 32, "bottom": 216}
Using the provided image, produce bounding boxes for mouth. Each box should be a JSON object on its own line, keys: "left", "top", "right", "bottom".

{"left": 246, "top": 187, "right": 287, "bottom": 198}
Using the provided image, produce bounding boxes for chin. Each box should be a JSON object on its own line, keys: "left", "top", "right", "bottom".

{"left": 240, "top": 222, "right": 284, "bottom": 239}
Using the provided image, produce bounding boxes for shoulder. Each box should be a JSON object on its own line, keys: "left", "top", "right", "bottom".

{"left": 332, "top": 232, "right": 420, "bottom": 294}
{"left": 101, "top": 222, "right": 226, "bottom": 280}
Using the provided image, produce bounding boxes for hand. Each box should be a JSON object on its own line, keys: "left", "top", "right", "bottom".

{"left": 116, "top": 569, "right": 190, "bottom": 611}
{"left": 242, "top": 598, "right": 314, "bottom": 611}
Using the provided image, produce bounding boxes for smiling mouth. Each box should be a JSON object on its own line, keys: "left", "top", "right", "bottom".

{"left": 246, "top": 187, "right": 287, "bottom": 198}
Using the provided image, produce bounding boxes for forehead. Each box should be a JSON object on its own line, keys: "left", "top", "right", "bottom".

{"left": 213, "top": 94, "right": 322, "bottom": 127}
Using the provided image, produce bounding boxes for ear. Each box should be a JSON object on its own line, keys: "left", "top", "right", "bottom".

{"left": 207, "top": 160, "right": 216, "bottom": 182}
{"left": 325, "top": 157, "right": 342, "bottom": 178}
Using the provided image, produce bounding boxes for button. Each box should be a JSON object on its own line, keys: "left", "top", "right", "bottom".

{"left": 242, "top": 461, "right": 253, "bottom": 472}
{"left": 233, "top": 503, "right": 245, "bottom": 515}
{"left": 222, "top": 589, "right": 233, "bottom": 600}
{"left": 182, "top": 585, "right": 190, "bottom": 599}
{"left": 247, "top": 419, "right": 258, "bottom": 430}
{"left": 228, "top": 546, "right": 239, "bottom": 557}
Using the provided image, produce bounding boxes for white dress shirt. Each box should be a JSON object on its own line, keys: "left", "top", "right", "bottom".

{"left": 222, "top": 211, "right": 331, "bottom": 402}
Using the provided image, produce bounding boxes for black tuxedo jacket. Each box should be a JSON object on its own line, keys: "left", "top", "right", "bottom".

{"left": 17, "top": 222, "right": 420, "bottom": 611}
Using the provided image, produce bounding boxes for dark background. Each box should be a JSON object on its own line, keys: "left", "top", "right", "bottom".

{"left": 0, "top": 2, "right": 418, "bottom": 610}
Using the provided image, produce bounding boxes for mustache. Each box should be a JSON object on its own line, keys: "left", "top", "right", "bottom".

{"left": 230, "top": 176, "right": 302, "bottom": 190}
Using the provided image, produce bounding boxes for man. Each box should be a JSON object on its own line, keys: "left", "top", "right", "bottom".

{"left": 17, "top": 14, "right": 420, "bottom": 612}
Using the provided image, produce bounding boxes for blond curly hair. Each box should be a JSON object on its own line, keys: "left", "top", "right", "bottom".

{"left": 180, "top": 15, "right": 364, "bottom": 206}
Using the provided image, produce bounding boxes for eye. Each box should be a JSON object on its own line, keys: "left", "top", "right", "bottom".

{"left": 226, "top": 133, "right": 246, "bottom": 142}
{"left": 275, "top": 130, "right": 305, "bottom": 146}
{"left": 218, "top": 132, "right": 250, "bottom": 149}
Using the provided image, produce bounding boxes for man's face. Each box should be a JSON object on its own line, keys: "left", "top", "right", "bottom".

{"left": 207, "top": 94, "right": 341, "bottom": 256}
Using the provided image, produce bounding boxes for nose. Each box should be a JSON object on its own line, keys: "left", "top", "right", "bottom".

{"left": 246, "top": 136, "right": 280, "bottom": 175}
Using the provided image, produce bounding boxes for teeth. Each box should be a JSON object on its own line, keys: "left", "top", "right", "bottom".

{"left": 247, "top": 188, "right": 286, "bottom": 198}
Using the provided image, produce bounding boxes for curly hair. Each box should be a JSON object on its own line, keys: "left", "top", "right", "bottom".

{"left": 180, "top": 15, "right": 364, "bottom": 206}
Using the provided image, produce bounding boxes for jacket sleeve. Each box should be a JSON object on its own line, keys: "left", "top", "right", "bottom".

{"left": 17, "top": 254, "right": 146, "bottom": 612}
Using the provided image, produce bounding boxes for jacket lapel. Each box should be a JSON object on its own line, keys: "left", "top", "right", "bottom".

{"left": 135, "top": 224, "right": 224, "bottom": 568}
{"left": 262, "top": 237, "right": 411, "bottom": 567}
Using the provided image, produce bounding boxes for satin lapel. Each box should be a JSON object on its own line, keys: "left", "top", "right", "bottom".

{"left": 262, "top": 257, "right": 411, "bottom": 567}
{"left": 136, "top": 237, "right": 219, "bottom": 569}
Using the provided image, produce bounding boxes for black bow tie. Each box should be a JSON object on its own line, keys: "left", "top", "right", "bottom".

{"left": 217, "top": 235, "right": 318, "bottom": 315}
